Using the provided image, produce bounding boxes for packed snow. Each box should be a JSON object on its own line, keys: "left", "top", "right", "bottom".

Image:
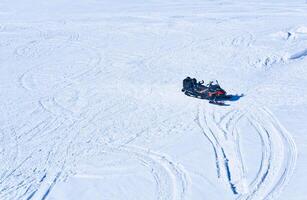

{"left": 0, "top": 0, "right": 307, "bottom": 199}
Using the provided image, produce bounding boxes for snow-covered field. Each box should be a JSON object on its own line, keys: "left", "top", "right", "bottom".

{"left": 1, "top": 0, "right": 307, "bottom": 199}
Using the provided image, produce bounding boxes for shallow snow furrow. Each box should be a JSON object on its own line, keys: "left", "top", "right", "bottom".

{"left": 1, "top": 1, "right": 305, "bottom": 199}
{"left": 217, "top": 109, "right": 236, "bottom": 125}
{"left": 41, "top": 172, "right": 61, "bottom": 200}
{"left": 0, "top": 115, "right": 90, "bottom": 199}
{"left": 25, "top": 118, "right": 94, "bottom": 200}
{"left": 196, "top": 103, "right": 221, "bottom": 178}
{"left": 18, "top": 40, "right": 103, "bottom": 95}
{"left": 198, "top": 102, "right": 297, "bottom": 199}
{"left": 290, "top": 48, "right": 307, "bottom": 60}
{"left": 103, "top": 146, "right": 188, "bottom": 200}
{"left": 198, "top": 103, "right": 247, "bottom": 194}
{"left": 219, "top": 109, "right": 243, "bottom": 139}
{"left": 0, "top": 128, "right": 19, "bottom": 182}
{"left": 0, "top": 154, "right": 33, "bottom": 185}
{"left": 237, "top": 116, "right": 272, "bottom": 200}
{"left": 259, "top": 107, "right": 297, "bottom": 200}
{"left": 4, "top": 31, "right": 108, "bottom": 200}
{"left": 221, "top": 148, "right": 239, "bottom": 195}
{"left": 236, "top": 107, "right": 297, "bottom": 200}
{"left": 233, "top": 126, "right": 246, "bottom": 185}
{"left": 14, "top": 27, "right": 81, "bottom": 59}
{"left": 216, "top": 110, "right": 247, "bottom": 195}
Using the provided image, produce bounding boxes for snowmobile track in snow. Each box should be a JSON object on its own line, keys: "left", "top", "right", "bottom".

{"left": 100, "top": 146, "right": 189, "bottom": 200}
{"left": 197, "top": 102, "right": 297, "bottom": 199}
{"left": 237, "top": 107, "right": 297, "bottom": 200}
{"left": 197, "top": 103, "right": 247, "bottom": 195}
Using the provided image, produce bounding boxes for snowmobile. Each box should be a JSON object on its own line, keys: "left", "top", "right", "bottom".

{"left": 181, "top": 77, "right": 229, "bottom": 105}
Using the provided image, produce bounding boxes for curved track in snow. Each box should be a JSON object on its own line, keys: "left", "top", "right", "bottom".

{"left": 100, "top": 146, "right": 189, "bottom": 200}
{"left": 237, "top": 106, "right": 297, "bottom": 200}
{"left": 29, "top": 145, "right": 189, "bottom": 200}
{"left": 197, "top": 102, "right": 297, "bottom": 199}
{"left": 12, "top": 30, "right": 190, "bottom": 199}
{"left": 197, "top": 103, "right": 247, "bottom": 194}
{"left": 1, "top": 1, "right": 305, "bottom": 199}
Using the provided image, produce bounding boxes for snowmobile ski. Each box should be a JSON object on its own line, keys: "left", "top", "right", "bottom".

{"left": 209, "top": 100, "right": 230, "bottom": 106}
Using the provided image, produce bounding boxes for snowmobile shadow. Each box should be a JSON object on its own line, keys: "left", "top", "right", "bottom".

{"left": 211, "top": 94, "right": 244, "bottom": 106}
{"left": 223, "top": 94, "right": 244, "bottom": 102}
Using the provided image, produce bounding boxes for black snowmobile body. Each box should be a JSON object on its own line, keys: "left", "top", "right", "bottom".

{"left": 182, "top": 77, "right": 230, "bottom": 105}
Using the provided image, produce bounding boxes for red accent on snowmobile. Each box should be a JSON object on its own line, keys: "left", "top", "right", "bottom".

{"left": 182, "top": 77, "right": 228, "bottom": 105}
{"left": 215, "top": 90, "right": 226, "bottom": 96}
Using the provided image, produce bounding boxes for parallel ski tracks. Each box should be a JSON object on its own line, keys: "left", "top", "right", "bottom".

{"left": 197, "top": 103, "right": 247, "bottom": 194}
{"left": 197, "top": 102, "right": 297, "bottom": 199}
{"left": 238, "top": 107, "right": 297, "bottom": 200}
{"left": 3, "top": 29, "right": 106, "bottom": 199}
{"left": 1, "top": 18, "right": 298, "bottom": 200}
{"left": 98, "top": 146, "right": 189, "bottom": 200}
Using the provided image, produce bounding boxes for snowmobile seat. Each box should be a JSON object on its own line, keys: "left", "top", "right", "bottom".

{"left": 195, "top": 84, "right": 208, "bottom": 93}
{"left": 182, "top": 77, "right": 194, "bottom": 91}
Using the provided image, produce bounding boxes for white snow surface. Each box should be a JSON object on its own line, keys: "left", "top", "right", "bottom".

{"left": 0, "top": 0, "right": 307, "bottom": 199}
